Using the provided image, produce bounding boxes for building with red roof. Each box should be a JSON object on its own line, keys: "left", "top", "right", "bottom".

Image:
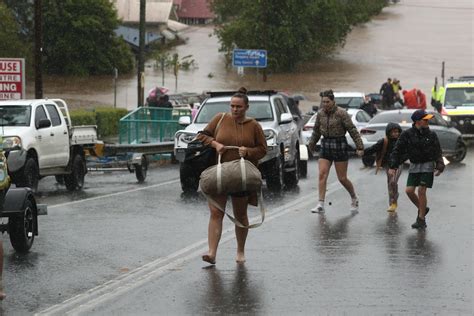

{"left": 173, "top": 0, "right": 214, "bottom": 25}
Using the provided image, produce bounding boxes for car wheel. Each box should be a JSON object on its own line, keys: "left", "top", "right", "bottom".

{"left": 447, "top": 140, "right": 467, "bottom": 163}
{"left": 299, "top": 159, "right": 308, "bottom": 178}
{"left": 362, "top": 155, "right": 375, "bottom": 167}
{"left": 180, "top": 162, "right": 199, "bottom": 193}
{"left": 135, "top": 155, "right": 148, "bottom": 183}
{"left": 9, "top": 198, "right": 35, "bottom": 253}
{"left": 17, "top": 158, "right": 39, "bottom": 193}
{"left": 265, "top": 156, "right": 284, "bottom": 192}
{"left": 64, "top": 154, "right": 86, "bottom": 191}
{"left": 284, "top": 151, "right": 300, "bottom": 188}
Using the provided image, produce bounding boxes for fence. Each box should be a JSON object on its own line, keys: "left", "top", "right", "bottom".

{"left": 119, "top": 107, "right": 190, "bottom": 144}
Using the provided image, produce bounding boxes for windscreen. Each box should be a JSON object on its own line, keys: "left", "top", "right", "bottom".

{"left": 335, "top": 97, "right": 364, "bottom": 109}
{"left": 0, "top": 105, "right": 31, "bottom": 126}
{"left": 195, "top": 101, "right": 273, "bottom": 123}
{"left": 444, "top": 87, "right": 474, "bottom": 107}
{"left": 369, "top": 111, "right": 413, "bottom": 124}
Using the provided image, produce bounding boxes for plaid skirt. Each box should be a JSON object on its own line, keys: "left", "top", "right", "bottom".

{"left": 320, "top": 136, "right": 349, "bottom": 162}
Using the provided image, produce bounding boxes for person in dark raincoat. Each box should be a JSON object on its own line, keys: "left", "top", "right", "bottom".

{"left": 364, "top": 122, "right": 403, "bottom": 212}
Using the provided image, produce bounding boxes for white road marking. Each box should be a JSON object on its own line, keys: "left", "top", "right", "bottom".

{"left": 48, "top": 179, "right": 180, "bottom": 209}
{"left": 37, "top": 169, "right": 368, "bottom": 315}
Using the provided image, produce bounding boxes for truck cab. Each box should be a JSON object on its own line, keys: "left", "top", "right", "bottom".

{"left": 0, "top": 99, "right": 97, "bottom": 192}
{"left": 441, "top": 76, "right": 474, "bottom": 139}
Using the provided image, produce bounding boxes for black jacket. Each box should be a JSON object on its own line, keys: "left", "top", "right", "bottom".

{"left": 364, "top": 123, "right": 402, "bottom": 168}
{"left": 389, "top": 125, "right": 444, "bottom": 169}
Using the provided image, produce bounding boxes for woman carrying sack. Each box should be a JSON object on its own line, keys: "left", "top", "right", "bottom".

{"left": 196, "top": 92, "right": 267, "bottom": 265}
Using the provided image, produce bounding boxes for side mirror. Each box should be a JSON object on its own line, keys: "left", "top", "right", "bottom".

{"left": 280, "top": 113, "right": 293, "bottom": 124}
{"left": 178, "top": 116, "right": 191, "bottom": 126}
{"left": 312, "top": 105, "right": 319, "bottom": 112}
{"left": 37, "top": 119, "right": 51, "bottom": 129}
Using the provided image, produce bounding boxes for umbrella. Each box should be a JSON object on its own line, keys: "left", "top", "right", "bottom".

{"left": 291, "top": 94, "right": 306, "bottom": 101}
{"left": 148, "top": 86, "right": 170, "bottom": 99}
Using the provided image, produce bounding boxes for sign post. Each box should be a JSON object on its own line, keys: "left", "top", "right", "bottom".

{"left": 0, "top": 58, "right": 25, "bottom": 100}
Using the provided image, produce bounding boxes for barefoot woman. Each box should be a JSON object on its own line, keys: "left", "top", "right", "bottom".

{"left": 197, "top": 92, "right": 267, "bottom": 264}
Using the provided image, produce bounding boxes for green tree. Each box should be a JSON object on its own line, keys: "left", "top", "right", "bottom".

{"left": 42, "top": 0, "right": 134, "bottom": 76}
{"left": 0, "top": 2, "right": 29, "bottom": 58}
{"left": 212, "top": 0, "right": 386, "bottom": 72}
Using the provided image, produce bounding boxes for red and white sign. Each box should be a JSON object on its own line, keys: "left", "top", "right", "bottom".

{"left": 0, "top": 58, "right": 25, "bottom": 100}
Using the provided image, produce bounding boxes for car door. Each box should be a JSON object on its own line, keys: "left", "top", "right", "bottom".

{"left": 45, "top": 103, "right": 70, "bottom": 166}
{"left": 33, "top": 104, "right": 54, "bottom": 168}
{"left": 431, "top": 112, "right": 457, "bottom": 152}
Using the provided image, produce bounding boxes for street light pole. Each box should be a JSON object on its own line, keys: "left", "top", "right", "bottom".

{"left": 137, "top": 0, "right": 146, "bottom": 107}
{"left": 34, "top": 0, "right": 43, "bottom": 99}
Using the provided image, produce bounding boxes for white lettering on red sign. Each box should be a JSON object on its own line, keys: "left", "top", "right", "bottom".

{"left": 0, "top": 83, "right": 18, "bottom": 92}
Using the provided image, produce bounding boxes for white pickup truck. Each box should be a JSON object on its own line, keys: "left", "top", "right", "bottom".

{"left": 0, "top": 99, "right": 97, "bottom": 192}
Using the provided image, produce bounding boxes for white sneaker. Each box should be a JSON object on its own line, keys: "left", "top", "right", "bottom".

{"left": 350, "top": 197, "right": 359, "bottom": 213}
{"left": 311, "top": 202, "right": 325, "bottom": 213}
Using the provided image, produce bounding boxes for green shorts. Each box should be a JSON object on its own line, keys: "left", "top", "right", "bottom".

{"left": 406, "top": 172, "right": 434, "bottom": 188}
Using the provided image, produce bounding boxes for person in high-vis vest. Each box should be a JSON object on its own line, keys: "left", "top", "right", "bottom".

{"left": 431, "top": 77, "right": 445, "bottom": 113}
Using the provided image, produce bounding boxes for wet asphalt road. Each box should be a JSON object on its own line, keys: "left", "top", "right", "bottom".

{"left": 0, "top": 148, "right": 472, "bottom": 315}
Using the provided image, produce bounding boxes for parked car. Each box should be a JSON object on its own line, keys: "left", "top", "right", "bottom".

{"left": 302, "top": 108, "right": 371, "bottom": 156}
{"left": 360, "top": 109, "right": 467, "bottom": 166}
{"left": 174, "top": 90, "right": 308, "bottom": 193}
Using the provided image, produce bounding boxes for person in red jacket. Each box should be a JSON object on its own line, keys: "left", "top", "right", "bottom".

{"left": 403, "top": 89, "right": 427, "bottom": 110}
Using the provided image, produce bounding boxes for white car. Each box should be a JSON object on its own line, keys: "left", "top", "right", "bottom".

{"left": 334, "top": 92, "right": 366, "bottom": 110}
{"left": 302, "top": 108, "right": 372, "bottom": 156}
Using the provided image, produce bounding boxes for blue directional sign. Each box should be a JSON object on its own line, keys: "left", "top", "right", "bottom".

{"left": 232, "top": 49, "right": 267, "bottom": 68}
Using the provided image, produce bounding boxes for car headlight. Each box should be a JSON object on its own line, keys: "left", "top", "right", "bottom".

{"left": 3, "top": 136, "right": 22, "bottom": 150}
{"left": 263, "top": 129, "right": 277, "bottom": 144}
{"left": 176, "top": 132, "right": 196, "bottom": 145}
{"left": 442, "top": 115, "right": 450, "bottom": 122}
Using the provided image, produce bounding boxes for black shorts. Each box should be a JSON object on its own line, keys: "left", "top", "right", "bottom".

{"left": 320, "top": 137, "right": 349, "bottom": 162}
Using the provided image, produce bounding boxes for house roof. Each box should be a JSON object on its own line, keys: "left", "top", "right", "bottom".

{"left": 176, "top": 0, "right": 214, "bottom": 19}
{"left": 113, "top": 0, "right": 173, "bottom": 24}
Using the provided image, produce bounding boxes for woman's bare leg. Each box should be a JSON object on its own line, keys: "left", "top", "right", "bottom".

{"left": 318, "top": 159, "right": 332, "bottom": 201}
{"left": 203, "top": 195, "right": 227, "bottom": 264}
{"left": 334, "top": 161, "right": 356, "bottom": 198}
{"left": 232, "top": 196, "right": 249, "bottom": 263}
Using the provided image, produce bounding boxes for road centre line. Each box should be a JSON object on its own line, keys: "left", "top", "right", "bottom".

{"left": 37, "top": 170, "right": 368, "bottom": 315}
{"left": 48, "top": 179, "right": 180, "bottom": 209}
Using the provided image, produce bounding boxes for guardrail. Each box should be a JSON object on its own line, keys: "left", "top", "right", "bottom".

{"left": 119, "top": 107, "right": 190, "bottom": 144}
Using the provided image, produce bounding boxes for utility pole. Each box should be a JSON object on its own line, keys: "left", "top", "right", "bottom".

{"left": 137, "top": 0, "right": 146, "bottom": 107}
{"left": 34, "top": 0, "right": 43, "bottom": 99}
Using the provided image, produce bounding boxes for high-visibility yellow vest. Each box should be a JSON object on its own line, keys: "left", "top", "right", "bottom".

{"left": 431, "top": 86, "right": 445, "bottom": 103}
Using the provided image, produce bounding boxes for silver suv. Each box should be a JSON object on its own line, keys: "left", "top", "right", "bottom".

{"left": 174, "top": 90, "right": 308, "bottom": 193}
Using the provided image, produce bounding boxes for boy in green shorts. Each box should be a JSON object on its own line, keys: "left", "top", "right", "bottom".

{"left": 388, "top": 109, "right": 445, "bottom": 229}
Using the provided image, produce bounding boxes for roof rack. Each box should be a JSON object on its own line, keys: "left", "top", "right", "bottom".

{"left": 447, "top": 76, "right": 474, "bottom": 83}
{"left": 207, "top": 90, "right": 278, "bottom": 97}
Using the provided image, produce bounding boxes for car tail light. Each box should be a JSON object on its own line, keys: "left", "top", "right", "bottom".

{"left": 360, "top": 128, "right": 376, "bottom": 135}
{"left": 303, "top": 125, "right": 312, "bottom": 131}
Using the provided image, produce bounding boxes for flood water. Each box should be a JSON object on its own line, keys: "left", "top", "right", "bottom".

{"left": 30, "top": 0, "right": 473, "bottom": 112}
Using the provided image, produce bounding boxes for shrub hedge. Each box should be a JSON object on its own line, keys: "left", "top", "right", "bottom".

{"left": 70, "top": 107, "right": 129, "bottom": 138}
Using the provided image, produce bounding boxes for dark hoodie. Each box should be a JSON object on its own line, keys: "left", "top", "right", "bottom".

{"left": 364, "top": 122, "right": 403, "bottom": 168}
